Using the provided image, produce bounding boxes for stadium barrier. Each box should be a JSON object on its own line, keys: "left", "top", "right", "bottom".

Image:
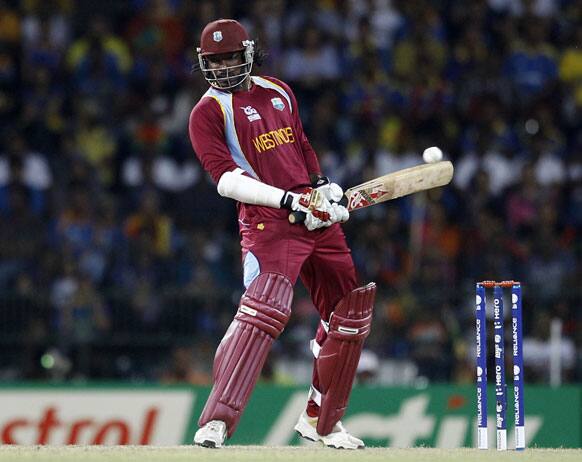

{"left": 0, "top": 384, "right": 579, "bottom": 448}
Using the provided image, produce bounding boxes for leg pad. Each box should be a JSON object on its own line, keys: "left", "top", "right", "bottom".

{"left": 316, "top": 283, "right": 376, "bottom": 435}
{"left": 198, "top": 272, "right": 293, "bottom": 437}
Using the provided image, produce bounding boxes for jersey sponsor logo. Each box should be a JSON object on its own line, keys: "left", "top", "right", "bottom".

{"left": 271, "top": 97, "right": 285, "bottom": 111}
{"left": 241, "top": 106, "right": 261, "bottom": 122}
{"left": 252, "top": 127, "right": 295, "bottom": 153}
{"left": 213, "top": 31, "right": 223, "bottom": 42}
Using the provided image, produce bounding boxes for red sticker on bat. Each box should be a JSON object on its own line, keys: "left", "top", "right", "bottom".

{"left": 348, "top": 187, "right": 389, "bottom": 210}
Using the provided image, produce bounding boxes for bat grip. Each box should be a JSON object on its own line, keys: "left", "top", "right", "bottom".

{"left": 288, "top": 196, "right": 348, "bottom": 224}
{"left": 288, "top": 210, "right": 306, "bottom": 224}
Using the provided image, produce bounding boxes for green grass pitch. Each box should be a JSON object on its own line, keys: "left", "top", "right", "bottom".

{"left": 0, "top": 446, "right": 580, "bottom": 462}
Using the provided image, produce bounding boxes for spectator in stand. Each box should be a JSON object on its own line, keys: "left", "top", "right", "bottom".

{"left": 124, "top": 190, "right": 173, "bottom": 258}
{"left": 74, "top": 105, "right": 118, "bottom": 188}
{"left": 503, "top": 16, "right": 558, "bottom": 101}
{"left": 159, "top": 344, "right": 211, "bottom": 385}
{"left": 0, "top": 134, "right": 52, "bottom": 214}
{"left": 54, "top": 187, "right": 96, "bottom": 256}
{"left": 0, "top": 1, "right": 20, "bottom": 45}
{"left": 282, "top": 24, "right": 341, "bottom": 113}
{"left": 0, "top": 187, "right": 46, "bottom": 288}
{"left": 66, "top": 16, "right": 131, "bottom": 114}
{"left": 559, "top": 24, "right": 582, "bottom": 108}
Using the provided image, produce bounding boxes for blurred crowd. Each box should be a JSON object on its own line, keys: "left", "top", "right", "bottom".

{"left": 0, "top": 0, "right": 580, "bottom": 384}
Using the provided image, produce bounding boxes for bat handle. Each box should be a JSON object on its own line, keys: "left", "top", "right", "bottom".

{"left": 288, "top": 196, "right": 348, "bottom": 225}
{"left": 288, "top": 211, "right": 306, "bottom": 224}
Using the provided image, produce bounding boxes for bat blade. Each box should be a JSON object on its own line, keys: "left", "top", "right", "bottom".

{"left": 288, "top": 161, "right": 454, "bottom": 223}
{"left": 344, "top": 161, "right": 454, "bottom": 211}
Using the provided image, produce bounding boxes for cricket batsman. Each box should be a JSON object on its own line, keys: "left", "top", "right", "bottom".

{"left": 188, "top": 19, "right": 376, "bottom": 449}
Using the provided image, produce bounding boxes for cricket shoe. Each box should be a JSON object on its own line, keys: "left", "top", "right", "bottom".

{"left": 294, "top": 411, "right": 365, "bottom": 449}
{"left": 193, "top": 420, "right": 226, "bottom": 448}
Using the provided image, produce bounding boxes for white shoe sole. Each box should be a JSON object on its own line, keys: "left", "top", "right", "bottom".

{"left": 193, "top": 421, "right": 226, "bottom": 448}
{"left": 294, "top": 415, "right": 364, "bottom": 449}
{"left": 294, "top": 415, "right": 318, "bottom": 441}
{"left": 194, "top": 439, "right": 221, "bottom": 448}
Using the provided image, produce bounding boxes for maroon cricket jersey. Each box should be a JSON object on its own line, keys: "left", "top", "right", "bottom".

{"left": 188, "top": 76, "right": 321, "bottom": 225}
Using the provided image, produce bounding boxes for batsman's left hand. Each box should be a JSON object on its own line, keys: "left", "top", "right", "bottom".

{"left": 313, "top": 176, "right": 349, "bottom": 224}
{"left": 312, "top": 176, "right": 343, "bottom": 202}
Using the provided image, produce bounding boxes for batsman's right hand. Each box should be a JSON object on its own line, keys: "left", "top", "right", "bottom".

{"left": 302, "top": 202, "right": 350, "bottom": 230}
{"left": 281, "top": 188, "right": 349, "bottom": 231}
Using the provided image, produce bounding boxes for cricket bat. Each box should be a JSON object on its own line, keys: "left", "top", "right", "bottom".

{"left": 288, "top": 161, "right": 454, "bottom": 224}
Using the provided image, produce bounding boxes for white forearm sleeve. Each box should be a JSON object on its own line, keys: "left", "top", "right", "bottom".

{"left": 217, "top": 168, "right": 285, "bottom": 208}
